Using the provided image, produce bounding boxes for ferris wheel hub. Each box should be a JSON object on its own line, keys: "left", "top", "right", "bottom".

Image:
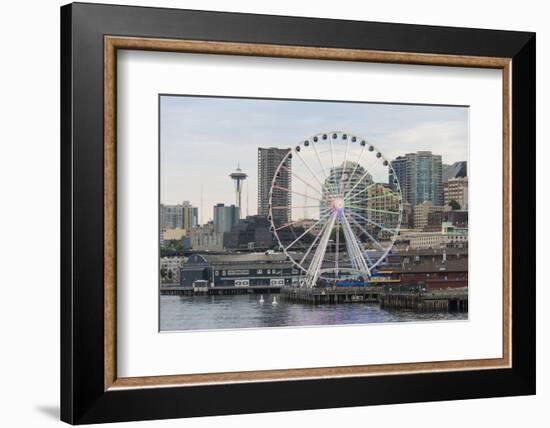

{"left": 331, "top": 197, "right": 346, "bottom": 211}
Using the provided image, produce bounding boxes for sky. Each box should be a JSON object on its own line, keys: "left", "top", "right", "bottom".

{"left": 160, "top": 95, "right": 468, "bottom": 223}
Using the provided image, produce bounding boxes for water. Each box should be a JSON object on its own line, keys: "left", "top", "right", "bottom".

{"left": 160, "top": 294, "right": 468, "bottom": 332}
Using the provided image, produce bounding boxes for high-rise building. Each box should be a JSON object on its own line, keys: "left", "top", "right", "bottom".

{"left": 160, "top": 201, "right": 198, "bottom": 232}
{"left": 442, "top": 161, "right": 467, "bottom": 182}
{"left": 416, "top": 151, "right": 443, "bottom": 206}
{"left": 444, "top": 176, "right": 468, "bottom": 210}
{"left": 160, "top": 204, "right": 184, "bottom": 231}
{"left": 225, "top": 215, "right": 273, "bottom": 250}
{"left": 213, "top": 203, "right": 240, "bottom": 233}
{"left": 366, "top": 183, "right": 400, "bottom": 240}
{"left": 390, "top": 155, "right": 416, "bottom": 207}
{"left": 321, "top": 161, "right": 372, "bottom": 227}
{"left": 414, "top": 201, "right": 444, "bottom": 230}
{"left": 390, "top": 151, "right": 443, "bottom": 206}
{"left": 257, "top": 147, "right": 291, "bottom": 225}
{"left": 188, "top": 223, "right": 225, "bottom": 252}
{"left": 181, "top": 201, "right": 198, "bottom": 230}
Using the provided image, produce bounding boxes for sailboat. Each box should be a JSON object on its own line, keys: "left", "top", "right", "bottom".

{"left": 259, "top": 294, "right": 264, "bottom": 304}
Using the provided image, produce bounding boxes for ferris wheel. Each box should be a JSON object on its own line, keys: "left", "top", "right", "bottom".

{"left": 268, "top": 131, "right": 403, "bottom": 288}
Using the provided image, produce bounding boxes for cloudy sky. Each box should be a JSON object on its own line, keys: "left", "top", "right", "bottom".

{"left": 160, "top": 95, "right": 468, "bottom": 223}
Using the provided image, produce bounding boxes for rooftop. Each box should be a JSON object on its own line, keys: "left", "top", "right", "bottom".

{"left": 187, "top": 252, "right": 290, "bottom": 265}
{"left": 396, "top": 257, "right": 468, "bottom": 273}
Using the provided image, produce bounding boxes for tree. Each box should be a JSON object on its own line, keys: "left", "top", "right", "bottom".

{"left": 449, "top": 199, "right": 461, "bottom": 210}
{"left": 165, "top": 239, "right": 184, "bottom": 251}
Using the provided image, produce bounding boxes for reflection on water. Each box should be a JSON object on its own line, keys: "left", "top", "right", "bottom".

{"left": 160, "top": 294, "right": 468, "bottom": 332}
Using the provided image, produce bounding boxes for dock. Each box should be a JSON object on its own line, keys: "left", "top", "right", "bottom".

{"left": 160, "top": 285, "right": 282, "bottom": 296}
{"left": 280, "top": 286, "right": 468, "bottom": 313}
{"left": 161, "top": 284, "right": 468, "bottom": 313}
{"left": 380, "top": 289, "right": 468, "bottom": 312}
{"left": 280, "top": 286, "right": 381, "bottom": 304}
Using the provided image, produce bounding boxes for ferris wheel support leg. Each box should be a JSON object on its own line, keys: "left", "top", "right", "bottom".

{"left": 304, "top": 213, "right": 337, "bottom": 288}
{"left": 340, "top": 213, "right": 371, "bottom": 279}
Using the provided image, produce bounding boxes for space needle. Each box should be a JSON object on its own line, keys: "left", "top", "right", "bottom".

{"left": 229, "top": 164, "right": 247, "bottom": 212}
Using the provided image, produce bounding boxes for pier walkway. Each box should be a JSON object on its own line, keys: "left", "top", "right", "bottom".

{"left": 160, "top": 285, "right": 282, "bottom": 296}
{"left": 281, "top": 286, "right": 381, "bottom": 304}
{"left": 161, "top": 284, "right": 468, "bottom": 313}
{"left": 379, "top": 289, "right": 468, "bottom": 312}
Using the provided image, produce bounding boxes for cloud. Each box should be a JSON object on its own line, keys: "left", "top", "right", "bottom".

{"left": 380, "top": 120, "right": 469, "bottom": 164}
{"left": 160, "top": 96, "right": 469, "bottom": 220}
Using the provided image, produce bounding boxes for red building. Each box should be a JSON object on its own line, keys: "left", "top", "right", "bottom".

{"left": 391, "top": 249, "right": 468, "bottom": 290}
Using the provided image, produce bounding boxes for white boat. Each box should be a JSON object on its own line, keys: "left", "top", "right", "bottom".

{"left": 259, "top": 295, "right": 264, "bottom": 304}
{"left": 272, "top": 296, "right": 278, "bottom": 305}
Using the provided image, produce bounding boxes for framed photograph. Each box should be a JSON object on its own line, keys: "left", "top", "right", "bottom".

{"left": 61, "top": 2, "right": 535, "bottom": 424}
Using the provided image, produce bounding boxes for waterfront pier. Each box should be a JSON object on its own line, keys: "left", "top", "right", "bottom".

{"left": 379, "top": 288, "right": 468, "bottom": 312}
{"left": 160, "top": 285, "right": 282, "bottom": 296}
{"left": 161, "top": 284, "right": 468, "bottom": 313}
{"left": 280, "top": 286, "right": 468, "bottom": 313}
{"left": 281, "top": 286, "right": 381, "bottom": 304}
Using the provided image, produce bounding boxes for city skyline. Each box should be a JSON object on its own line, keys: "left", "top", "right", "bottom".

{"left": 161, "top": 95, "right": 468, "bottom": 222}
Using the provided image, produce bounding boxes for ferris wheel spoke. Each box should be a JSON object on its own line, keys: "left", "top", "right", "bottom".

{"left": 344, "top": 167, "right": 377, "bottom": 199}
{"left": 294, "top": 150, "right": 332, "bottom": 195}
{"left": 338, "top": 137, "right": 351, "bottom": 195}
{"left": 272, "top": 184, "right": 324, "bottom": 203}
{"left": 346, "top": 204, "right": 399, "bottom": 215}
{"left": 344, "top": 152, "right": 378, "bottom": 195}
{"left": 343, "top": 142, "right": 368, "bottom": 192}
{"left": 275, "top": 218, "right": 309, "bottom": 232}
{"left": 274, "top": 208, "right": 329, "bottom": 232}
{"left": 329, "top": 133, "right": 336, "bottom": 173}
{"left": 281, "top": 165, "right": 323, "bottom": 197}
{"left": 345, "top": 212, "right": 386, "bottom": 252}
{"left": 271, "top": 204, "right": 321, "bottom": 210}
{"left": 344, "top": 182, "right": 377, "bottom": 202}
{"left": 364, "top": 193, "right": 401, "bottom": 202}
{"left": 345, "top": 204, "right": 400, "bottom": 217}
{"left": 343, "top": 205, "right": 369, "bottom": 212}
{"left": 323, "top": 178, "right": 340, "bottom": 201}
{"left": 310, "top": 138, "right": 329, "bottom": 180}
{"left": 348, "top": 211, "right": 399, "bottom": 235}
{"left": 284, "top": 215, "right": 328, "bottom": 251}
{"left": 364, "top": 207, "right": 400, "bottom": 216}
{"left": 344, "top": 183, "right": 377, "bottom": 201}
{"left": 308, "top": 140, "right": 340, "bottom": 198}
{"left": 299, "top": 216, "right": 331, "bottom": 267}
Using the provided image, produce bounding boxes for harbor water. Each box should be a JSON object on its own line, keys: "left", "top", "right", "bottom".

{"left": 160, "top": 294, "right": 468, "bottom": 332}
